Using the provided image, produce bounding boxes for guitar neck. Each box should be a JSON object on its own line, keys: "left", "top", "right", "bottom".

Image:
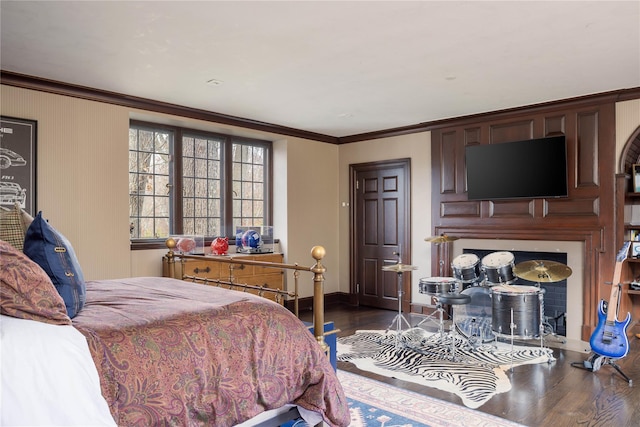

{"left": 606, "top": 241, "right": 630, "bottom": 323}
{"left": 606, "top": 270, "right": 622, "bottom": 323}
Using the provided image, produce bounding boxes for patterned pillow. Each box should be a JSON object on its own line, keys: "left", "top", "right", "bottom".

{"left": 23, "top": 212, "right": 86, "bottom": 318}
{"left": 0, "top": 240, "right": 71, "bottom": 325}
{"left": 0, "top": 204, "right": 26, "bottom": 251}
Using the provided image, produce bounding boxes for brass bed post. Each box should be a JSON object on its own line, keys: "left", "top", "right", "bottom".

{"left": 310, "top": 246, "right": 328, "bottom": 354}
{"left": 164, "top": 237, "right": 177, "bottom": 279}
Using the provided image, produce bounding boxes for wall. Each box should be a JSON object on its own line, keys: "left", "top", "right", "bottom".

{"left": 2, "top": 83, "right": 637, "bottom": 306}
{"left": 1, "top": 85, "right": 131, "bottom": 279}
{"left": 0, "top": 85, "right": 341, "bottom": 298}
{"left": 338, "top": 132, "right": 433, "bottom": 301}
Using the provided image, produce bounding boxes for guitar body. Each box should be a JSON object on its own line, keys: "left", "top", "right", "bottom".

{"left": 589, "top": 299, "right": 631, "bottom": 359}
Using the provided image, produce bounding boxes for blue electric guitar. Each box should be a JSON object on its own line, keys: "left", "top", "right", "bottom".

{"left": 589, "top": 241, "right": 631, "bottom": 359}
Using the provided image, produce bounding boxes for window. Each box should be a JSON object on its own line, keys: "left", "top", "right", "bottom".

{"left": 129, "top": 121, "right": 271, "bottom": 248}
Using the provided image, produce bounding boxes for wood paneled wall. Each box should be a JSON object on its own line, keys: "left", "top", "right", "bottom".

{"left": 430, "top": 99, "right": 616, "bottom": 341}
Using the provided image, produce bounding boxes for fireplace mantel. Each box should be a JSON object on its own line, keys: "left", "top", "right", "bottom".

{"left": 429, "top": 98, "right": 617, "bottom": 341}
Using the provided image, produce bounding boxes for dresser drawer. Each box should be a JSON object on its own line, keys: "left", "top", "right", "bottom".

{"left": 240, "top": 273, "right": 285, "bottom": 302}
{"left": 182, "top": 260, "right": 221, "bottom": 279}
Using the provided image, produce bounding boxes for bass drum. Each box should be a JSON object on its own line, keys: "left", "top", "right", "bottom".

{"left": 453, "top": 286, "right": 496, "bottom": 343}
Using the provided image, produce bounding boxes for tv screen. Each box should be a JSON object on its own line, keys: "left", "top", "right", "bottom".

{"left": 465, "top": 135, "right": 568, "bottom": 200}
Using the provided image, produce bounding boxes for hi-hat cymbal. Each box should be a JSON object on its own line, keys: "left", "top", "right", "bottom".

{"left": 425, "top": 234, "right": 459, "bottom": 244}
{"left": 382, "top": 263, "right": 418, "bottom": 272}
{"left": 513, "top": 260, "right": 572, "bottom": 283}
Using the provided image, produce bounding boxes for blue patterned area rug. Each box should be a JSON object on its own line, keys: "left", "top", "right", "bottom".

{"left": 338, "top": 329, "right": 554, "bottom": 409}
{"left": 338, "top": 370, "right": 524, "bottom": 427}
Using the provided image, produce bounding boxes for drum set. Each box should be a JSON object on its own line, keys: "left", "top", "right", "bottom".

{"left": 417, "top": 250, "right": 573, "bottom": 350}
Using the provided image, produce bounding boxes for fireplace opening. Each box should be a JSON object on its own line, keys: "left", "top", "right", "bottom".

{"left": 462, "top": 248, "right": 568, "bottom": 336}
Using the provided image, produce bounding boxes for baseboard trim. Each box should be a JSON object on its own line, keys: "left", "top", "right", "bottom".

{"left": 286, "top": 292, "right": 352, "bottom": 313}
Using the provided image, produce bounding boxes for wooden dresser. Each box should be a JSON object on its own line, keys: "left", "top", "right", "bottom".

{"left": 177, "top": 253, "right": 285, "bottom": 302}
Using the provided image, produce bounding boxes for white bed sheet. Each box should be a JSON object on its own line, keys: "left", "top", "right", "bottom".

{"left": 0, "top": 315, "right": 116, "bottom": 426}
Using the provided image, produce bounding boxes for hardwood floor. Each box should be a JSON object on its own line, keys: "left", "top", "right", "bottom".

{"left": 300, "top": 305, "right": 640, "bottom": 427}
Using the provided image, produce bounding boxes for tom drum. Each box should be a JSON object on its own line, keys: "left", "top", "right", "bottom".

{"left": 418, "top": 277, "right": 459, "bottom": 295}
{"left": 482, "top": 251, "right": 517, "bottom": 285}
{"left": 451, "top": 253, "right": 482, "bottom": 284}
{"left": 491, "top": 285, "right": 544, "bottom": 339}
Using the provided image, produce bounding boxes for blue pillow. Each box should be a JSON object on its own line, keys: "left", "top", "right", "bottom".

{"left": 23, "top": 212, "right": 86, "bottom": 318}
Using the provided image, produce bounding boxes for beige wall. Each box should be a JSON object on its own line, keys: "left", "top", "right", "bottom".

{"left": 1, "top": 85, "right": 131, "bottom": 279}
{"left": 337, "top": 133, "right": 433, "bottom": 303}
{"left": 2, "top": 84, "right": 638, "bottom": 303}
{"left": 0, "top": 85, "right": 340, "bottom": 298}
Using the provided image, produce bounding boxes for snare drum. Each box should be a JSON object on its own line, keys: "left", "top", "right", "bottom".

{"left": 482, "top": 251, "right": 516, "bottom": 285}
{"left": 491, "top": 285, "right": 544, "bottom": 339}
{"left": 452, "top": 253, "right": 481, "bottom": 283}
{"left": 418, "top": 277, "right": 459, "bottom": 295}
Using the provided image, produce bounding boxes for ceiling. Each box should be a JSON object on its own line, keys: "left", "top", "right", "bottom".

{"left": 1, "top": 1, "right": 639, "bottom": 139}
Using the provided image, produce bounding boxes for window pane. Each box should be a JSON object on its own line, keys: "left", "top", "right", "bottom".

{"left": 155, "top": 153, "right": 169, "bottom": 175}
{"left": 155, "top": 175, "right": 169, "bottom": 196}
{"left": 154, "top": 217, "right": 170, "bottom": 237}
{"left": 183, "top": 157, "right": 194, "bottom": 176}
{"left": 208, "top": 179, "right": 220, "bottom": 198}
{"left": 183, "top": 177, "right": 194, "bottom": 197}
{"left": 208, "top": 140, "right": 220, "bottom": 160}
{"left": 183, "top": 198, "right": 194, "bottom": 217}
{"left": 182, "top": 142, "right": 192, "bottom": 163}
{"left": 208, "top": 161, "right": 220, "bottom": 179}
{"left": 195, "top": 178, "right": 207, "bottom": 198}
{"left": 242, "top": 145, "right": 252, "bottom": 163}
{"left": 253, "top": 164, "right": 264, "bottom": 182}
{"left": 130, "top": 122, "right": 270, "bottom": 243}
{"left": 128, "top": 125, "right": 173, "bottom": 239}
{"left": 253, "top": 182, "right": 263, "bottom": 199}
{"left": 140, "top": 218, "right": 154, "bottom": 238}
{"left": 242, "top": 181, "right": 252, "bottom": 199}
{"left": 183, "top": 218, "right": 194, "bottom": 234}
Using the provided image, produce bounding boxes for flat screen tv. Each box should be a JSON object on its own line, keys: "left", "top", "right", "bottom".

{"left": 465, "top": 135, "right": 568, "bottom": 200}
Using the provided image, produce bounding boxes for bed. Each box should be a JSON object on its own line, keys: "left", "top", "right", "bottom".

{"left": 0, "top": 207, "right": 349, "bottom": 427}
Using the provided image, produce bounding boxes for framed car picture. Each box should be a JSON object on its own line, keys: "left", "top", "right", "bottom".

{"left": 0, "top": 116, "right": 37, "bottom": 215}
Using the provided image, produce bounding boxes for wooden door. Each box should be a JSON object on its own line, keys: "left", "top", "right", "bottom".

{"left": 351, "top": 159, "right": 411, "bottom": 311}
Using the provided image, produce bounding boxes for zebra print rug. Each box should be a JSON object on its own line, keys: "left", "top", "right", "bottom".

{"left": 337, "top": 328, "right": 554, "bottom": 409}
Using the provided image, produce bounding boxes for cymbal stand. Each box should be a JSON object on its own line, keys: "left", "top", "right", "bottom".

{"left": 384, "top": 269, "right": 413, "bottom": 348}
{"left": 383, "top": 252, "right": 414, "bottom": 349}
{"left": 535, "top": 281, "right": 566, "bottom": 346}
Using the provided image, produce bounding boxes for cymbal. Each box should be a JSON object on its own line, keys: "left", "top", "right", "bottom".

{"left": 513, "top": 260, "right": 572, "bottom": 283}
{"left": 425, "top": 234, "right": 459, "bottom": 244}
{"left": 382, "top": 263, "right": 418, "bottom": 272}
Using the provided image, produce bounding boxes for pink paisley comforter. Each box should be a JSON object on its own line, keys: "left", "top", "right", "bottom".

{"left": 72, "top": 277, "right": 349, "bottom": 427}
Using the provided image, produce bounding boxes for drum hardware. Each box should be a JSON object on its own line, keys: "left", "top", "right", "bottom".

{"left": 416, "top": 292, "right": 471, "bottom": 345}
{"left": 382, "top": 253, "right": 418, "bottom": 349}
{"left": 425, "top": 234, "right": 459, "bottom": 276}
{"left": 453, "top": 286, "right": 496, "bottom": 343}
{"left": 513, "top": 260, "right": 572, "bottom": 283}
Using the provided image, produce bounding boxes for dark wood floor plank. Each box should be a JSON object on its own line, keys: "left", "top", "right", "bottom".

{"left": 301, "top": 305, "right": 640, "bottom": 426}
